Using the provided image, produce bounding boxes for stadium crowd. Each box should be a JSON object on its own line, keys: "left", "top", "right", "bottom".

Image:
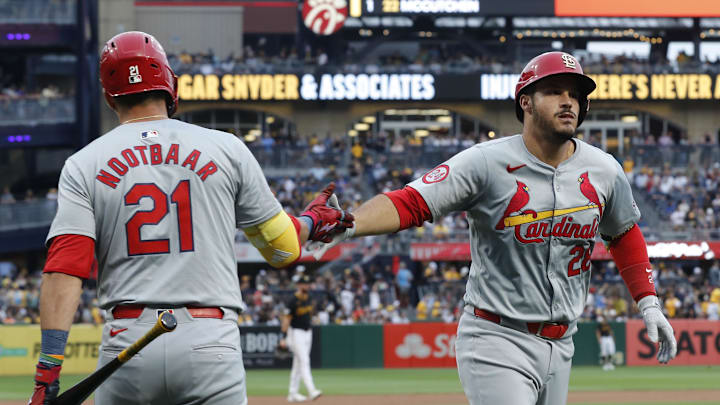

{"left": 628, "top": 159, "right": 720, "bottom": 236}
{"left": 0, "top": 0, "right": 76, "bottom": 24}
{"left": 5, "top": 253, "right": 716, "bottom": 326}
{"left": 0, "top": 85, "right": 76, "bottom": 126}
{"left": 3, "top": 157, "right": 720, "bottom": 326}
{"left": 2, "top": 83, "right": 720, "bottom": 325}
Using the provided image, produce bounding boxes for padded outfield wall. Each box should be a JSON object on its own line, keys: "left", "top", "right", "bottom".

{"left": 1, "top": 320, "right": 718, "bottom": 375}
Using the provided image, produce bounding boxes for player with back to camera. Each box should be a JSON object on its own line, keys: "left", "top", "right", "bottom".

{"left": 312, "top": 51, "right": 677, "bottom": 405}
{"left": 280, "top": 274, "right": 322, "bottom": 402}
{"left": 28, "top": 31, "right": 353, "bottom": 405}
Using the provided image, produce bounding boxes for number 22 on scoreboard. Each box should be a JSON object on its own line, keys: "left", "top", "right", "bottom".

{"left": 124, "top": 180, "right": 194, "bottom": 256}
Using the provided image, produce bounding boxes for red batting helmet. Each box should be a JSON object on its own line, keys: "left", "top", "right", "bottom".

{"left": 99, "top": 31, "right": 178, "bottom": 116}
{"left": 515, "top": 51, "right": 596, "bottom": 126}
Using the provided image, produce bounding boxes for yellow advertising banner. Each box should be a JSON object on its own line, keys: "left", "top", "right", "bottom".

{"left": 0, "top": 325, "right": 102, "bottom": 376}
{"left": 586, "top": 74, "right": 720, "bottom": 100}
{"left": 481, "top": 73, "right": 720, "bottom": 101}
{"left": 180, "top": 73, "right": 720, "bottom": 102}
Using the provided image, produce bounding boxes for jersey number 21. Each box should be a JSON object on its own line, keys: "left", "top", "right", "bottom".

{"left": 124, "top": 180, "right": 194, "bottom": 256}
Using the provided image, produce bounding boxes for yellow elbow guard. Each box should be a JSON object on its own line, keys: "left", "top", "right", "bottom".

{"left": 243, "top": 211, "right": 301, "bottom": 268}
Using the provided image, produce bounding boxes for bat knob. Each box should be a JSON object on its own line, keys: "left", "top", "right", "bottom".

{"left": 159, "top": 311, "right": 178, "bottom": 332}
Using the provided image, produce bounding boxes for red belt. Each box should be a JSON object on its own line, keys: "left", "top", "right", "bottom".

{"left": 113, "top": 305, "right": 224, "bottom": 319}
{"left": 473, "top": 307, "right": 568, "bottom": 340}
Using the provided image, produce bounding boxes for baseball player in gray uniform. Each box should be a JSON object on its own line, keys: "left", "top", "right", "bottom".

{"left": 313, "top": 51, "right": 677, "bottom": 405}
{"left": 29, "top": 31, "right": 352, "bottom": 405}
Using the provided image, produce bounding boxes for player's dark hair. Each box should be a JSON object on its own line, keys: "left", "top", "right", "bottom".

{"left": 113, "top": 90, "right": 170, "bottom": 110}
{"left": 519, "top": 83, "right": 537, "bottom": 99}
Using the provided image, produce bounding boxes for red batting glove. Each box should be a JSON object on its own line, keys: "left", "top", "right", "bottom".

{"left": 300, "top": 182, "right": 354, "bottom": 243}
{"left": 29, "top": 363, "right": 61, "bottom": 405}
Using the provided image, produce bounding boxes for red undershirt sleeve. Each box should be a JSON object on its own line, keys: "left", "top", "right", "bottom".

{"left": 288, "top": 215, "right": 304, "bottom": 266}
{"left": 608, "top": 224, "right": 657, "bottom": 302}
{"left": 384, "top": 186, "right": 432, "bottom": 231}
{"left": 43, "top": 234, "right": 95, "bottom": 279}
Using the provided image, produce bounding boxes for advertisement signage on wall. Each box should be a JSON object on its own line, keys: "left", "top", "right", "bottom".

{"left": 0, "top": 325, "right": 102, "bottom": 376}
{"left": 178, "top": 73, "right": 482, "bottom": 102}
{"left": 240, "top": 326, "right": 292, "bottom": 369}
{"left": 410, "top": 241, "right": 720, "bottom": 262}
{"left": 625, "top": 319, "right": 720, "bottom": 366}
{"left": 179, "top": 72, "right": 720, "bottom": 103}
{"left": 350, "top": 0, "right": 554, "bottom": 16}
{"left": 480, "top": 73, "right": 720, "bottom": 101}
{"left": 555, "top": 0, "right": 720, "bottom": 17}
{"left": 384, "top": 322, "right": 458, "bottom": 368}
{"left": 235, "top": 242, "right": 361, "bottom": 262}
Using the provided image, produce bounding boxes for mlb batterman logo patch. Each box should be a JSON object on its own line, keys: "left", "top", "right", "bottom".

{"left": 141, "top": 130, "right": 159, "bottom": 139}
{"left": 422, "top": 164, "right": 450, "bottom": 184}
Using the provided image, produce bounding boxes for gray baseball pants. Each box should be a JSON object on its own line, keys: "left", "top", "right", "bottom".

{"left": 455, "top": 306, "right": 574, "bottom": 405}
{"left": 95, "top": 306, "right": 247, "bottom": 405}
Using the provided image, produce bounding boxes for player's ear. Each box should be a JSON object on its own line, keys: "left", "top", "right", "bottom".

{"left": 519, "top": 93, "right": 533, "bottom": 116}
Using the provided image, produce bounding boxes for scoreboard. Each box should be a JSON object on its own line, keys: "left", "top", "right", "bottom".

{"left": 348, "top": 0, "right": 553, "bottom": 17}
{"left": 352, "top": 0, "right": 479, "bottom": 15}
{"left": 347, "top": 0, "right": 720, "bottom": 18}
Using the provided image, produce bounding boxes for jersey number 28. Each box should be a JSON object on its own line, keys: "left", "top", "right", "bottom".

{"left": 567, "top": 244, "right": 592, "bottom": 277}
{"left": 124, "top": 180, "right": 194, "bottom": 256}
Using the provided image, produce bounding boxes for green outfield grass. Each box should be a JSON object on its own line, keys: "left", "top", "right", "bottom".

{"left": 0, "top": 366, "right": 718, "bottom": 403}
{"left": 569, "top": 365, "right": 720, "bottom": 392}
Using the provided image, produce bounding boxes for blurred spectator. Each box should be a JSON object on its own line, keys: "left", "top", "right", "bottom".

{"left": 0, "top": 260, "right": 17, "bottom": 278}
{"left": 709, "top": 261, "right": 720, "bottom": 287}
{"left": 395, "top": 262, "right": 414, "bottom": 301}
{"left": 0, "top": 186, "right": 15, "bottom": 204}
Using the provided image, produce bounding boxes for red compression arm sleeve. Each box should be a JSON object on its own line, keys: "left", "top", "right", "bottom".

{"left": 290, "top": 215, "right": 302, "bottom": 236}
{"left": 608, "top": 224, "right": 656, "bottom": 302}
{"left": 43, "top": 235, "right": 95, "bottom": 279}
{"left": 384, "top": 186, "right": 432, "bottom": 230}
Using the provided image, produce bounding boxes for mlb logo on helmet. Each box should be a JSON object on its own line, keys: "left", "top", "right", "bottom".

{"left": 141, "top": 130, "right": 159, "bottom": 139}
{"left": 128, "top": 65, "right": 143, "bottom": 84}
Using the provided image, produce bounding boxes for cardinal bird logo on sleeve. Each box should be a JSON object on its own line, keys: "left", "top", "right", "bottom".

{"left": 578, "top": 172, "right": 603, "bottom": 219}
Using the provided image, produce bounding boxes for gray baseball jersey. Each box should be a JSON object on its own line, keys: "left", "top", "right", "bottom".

{"left": 47, "top": 119, "right": 282, "bottom": 310}
{"left": 409, "top": 134, "right": 640, "bottom": 325}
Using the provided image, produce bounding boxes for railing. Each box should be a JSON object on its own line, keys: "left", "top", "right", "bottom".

{"left": 247, "top": 145, "right": 350, "bottom": 170}
{"left": 369, "top": 144, "right": 719, "bottom": 172}
{"left": 0, "top": 97, "right": 75, "bottom": 126}
{"left": 0, "top": 0, "right": 77, "bottom": 24}
{"left": 171, "top": 58, "right": 720, "bottom": 76}
{"left": 0, "top": 200, "right": 57, "bottom": 231}
{"left": 2, "top": 200, "right": 717, "bottom": 242}
{"left": 630, "top": 144, "right": 720, "bottom": 168}
{"left": 381, "top": 144, "right": 720, "bottom": 168}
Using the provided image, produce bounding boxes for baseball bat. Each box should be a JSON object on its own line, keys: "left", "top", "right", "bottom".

{"left": 51, "top": 311, "right": 178, "bottom": 405}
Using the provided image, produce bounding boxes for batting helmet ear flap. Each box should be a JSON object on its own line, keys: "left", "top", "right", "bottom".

{"left": 166, "top": 73, "right": 179, "bottom": 116}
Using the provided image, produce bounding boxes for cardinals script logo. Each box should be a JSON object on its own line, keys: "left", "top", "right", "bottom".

{"left": 302, "top": 0, "right": 348, "bottom": 36}
{"left": 496, "top": 172, "right": 604, "bottom": 244}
